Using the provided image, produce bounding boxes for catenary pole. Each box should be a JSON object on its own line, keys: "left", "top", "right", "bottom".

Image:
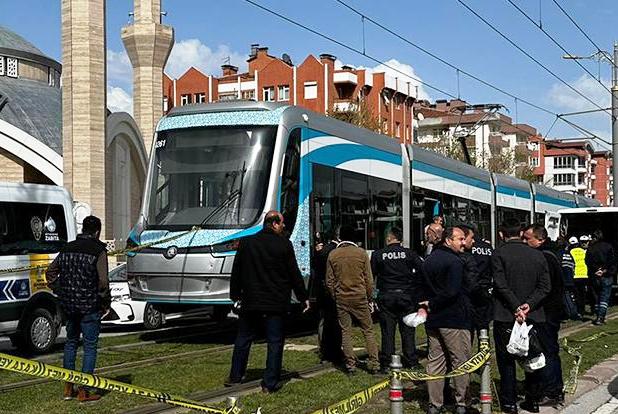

{"left": 612, "top": 42, "right": 618, "bottom": 207}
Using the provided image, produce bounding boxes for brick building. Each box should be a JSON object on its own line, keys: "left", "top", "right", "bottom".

{"left": 162, "top": 44, "right": 417, "bottom": 142}
{"left": 529, "top": 136, "right": 613, "bottom": 205}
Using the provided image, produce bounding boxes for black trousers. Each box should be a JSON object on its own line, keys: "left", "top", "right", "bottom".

{"left": 535, "top": 319, "right": 563, "bottom": 398}
{"left": 317, "top": 288, "right": 343, "bottom": 363}
{"left": 494, "top": 321, "right": 540, "bottom": 407}
{"left": 377, "top": 291, "right": 418, "bottom": 368}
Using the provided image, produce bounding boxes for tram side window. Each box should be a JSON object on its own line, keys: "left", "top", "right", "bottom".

{"left": 340, "top": 171, "right": 370, "bottom": 248}
{"left": 313, "top": 164, "right": 337, "bottom": 243}
{"left": 370, "top": 176, "right": 402, "bottom": 250}
{"left": 280, "top": 129, "right": 301, "bottom": 233}
{"left": 469, "top": 200, "right": 491, "bottom": 241}
{"left": 497, "top": 206, "right": 530, "bottom": 228}
{"left": 0, "top": 202, "right": 68, "bottom": 255}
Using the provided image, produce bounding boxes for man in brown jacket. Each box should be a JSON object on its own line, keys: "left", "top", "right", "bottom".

{"left": 326, "top": 226, "right": 379, "bottom": 374}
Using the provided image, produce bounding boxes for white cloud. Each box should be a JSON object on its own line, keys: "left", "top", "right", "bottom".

{"left": 547, "top": 74, "right": 610, "bottom": 112}
{"left": 107, "top": 49, "right": 132, "bottom": 89}
{"left": 165, "top": 39, "right": 245, "bottom": 78}
{"left": 107, "top": 86, "right": 133, "bottom": 114}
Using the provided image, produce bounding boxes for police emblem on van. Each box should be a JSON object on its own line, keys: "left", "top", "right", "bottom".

{"left": 30, "top": 216, "right": 43, "bottom": 241}
{"left": 164, "top": 246, "right": 178, "bottom": 259}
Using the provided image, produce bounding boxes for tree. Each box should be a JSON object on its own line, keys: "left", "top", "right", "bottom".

{"left": 328, "top": 99, "right": 381, "bottom": 133}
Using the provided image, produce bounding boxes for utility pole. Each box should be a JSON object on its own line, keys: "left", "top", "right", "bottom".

{"left": 612, "top": 42, "right": 618, "bottom": 206}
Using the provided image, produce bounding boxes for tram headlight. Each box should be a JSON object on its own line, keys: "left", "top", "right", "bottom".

{"left": 211, "top": 238, "right": 240, "bottom": 253}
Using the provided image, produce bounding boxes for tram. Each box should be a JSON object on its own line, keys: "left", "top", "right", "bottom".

{"left": 125, "top": 101, "right": 600, "bottom": 309}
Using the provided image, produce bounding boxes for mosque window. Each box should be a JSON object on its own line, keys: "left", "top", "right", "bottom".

{"left": 0, "top": 57, "right": 4, "bottom": 76}
{"left": 6, "top": 58, "right": 17, "bottom": 78}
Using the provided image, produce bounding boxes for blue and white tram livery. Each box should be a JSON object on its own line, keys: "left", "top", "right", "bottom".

{"left": 126, "top": 101, "right": 599, "bottom": 308}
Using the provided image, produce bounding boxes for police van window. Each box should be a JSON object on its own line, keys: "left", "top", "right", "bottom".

{"left": 0, "top": 202, "right": 68, "bottom": 256}
{"left": 280, "top": 128, "right": 301, "bottom": 233}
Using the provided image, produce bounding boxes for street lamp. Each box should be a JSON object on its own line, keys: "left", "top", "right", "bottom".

{"left": 563, "top": 43, "right": 618, "bottom": 206}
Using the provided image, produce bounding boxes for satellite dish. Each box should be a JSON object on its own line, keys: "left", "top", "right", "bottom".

{"left": 281, "top": 53, "right": 293, "bottom": 65}
{"left": 416, "top": 113, "right": 425, "bottom": 121}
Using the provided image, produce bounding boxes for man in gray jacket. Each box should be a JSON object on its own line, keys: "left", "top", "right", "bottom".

{"left": 492, "top": 219, "right": 550, "bottom": 414}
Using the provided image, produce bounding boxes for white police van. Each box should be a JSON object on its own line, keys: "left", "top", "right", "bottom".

{"left": 0, "top": 182, "right": 77, "bottom": 353}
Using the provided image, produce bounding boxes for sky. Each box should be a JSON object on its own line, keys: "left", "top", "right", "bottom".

{"left": 2, "top": 0, "right": 616, "bottom": 147}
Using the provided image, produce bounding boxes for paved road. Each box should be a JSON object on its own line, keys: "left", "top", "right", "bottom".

{"left": 562, "top": 374, "right": 618, "bottom": 414}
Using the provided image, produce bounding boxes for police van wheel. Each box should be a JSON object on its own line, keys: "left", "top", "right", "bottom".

{"left": 23, "top": 308, "right": 57, "bottom": 354}
{"left": 143, "top": 303, "right": 164, "bottom": 330}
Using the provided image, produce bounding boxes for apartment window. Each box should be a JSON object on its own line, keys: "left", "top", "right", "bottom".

{"left": 0, "top": 56, "right": 4, "bottom": 76}
{"left": 553, "top": 156, "right": 575, "bottom": 169}
{"left": 180, "top": 94, "right": 191, "bottom": 106}
{"left": 241, "top": 89, "right": 255, "bottom": 100}
{"left": 195, "top": 93, "right": 206, "bottom": 103}
{"left": 6, "top": 57, "right": 17, "bottom": 78}
{"left": 278, "top": 85, "right": 290, "bottom": 101}
{"left": 163, "top": 97, "right": 169, "bottom": 112}
{"left": 530, "top": 157, "right": 539, "bottom": 168}
{"left": 304, "top": 81, "right": 318, "bottom": 99}
{"left": 395, "top": 122, "right": 401, "bottom": 138}
{"left": 578, "top": 173, "right": 585, "bottom": 185}
{"left": 263, "top": 86, "right": 275, "bottom": 102}
{"left": 553, "top": 173, "right": 575, "bottom": 186}
{"left": 218, "top": 92, "right": 237, "bottom": 101}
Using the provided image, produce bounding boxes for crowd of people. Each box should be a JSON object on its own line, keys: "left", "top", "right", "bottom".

{"left": 45, "top": 210, "right": 615, "bottom": 413}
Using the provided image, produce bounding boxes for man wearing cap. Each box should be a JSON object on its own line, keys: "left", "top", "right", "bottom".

{"left": 571, "top": 235, "right": 590, "bottom": 317}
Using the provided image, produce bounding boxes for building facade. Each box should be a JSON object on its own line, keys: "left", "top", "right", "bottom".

{"left": 529, "top": 136, "right": 613, "bottom": 205}
{"left": 162, "top": 44, "right": 417, "bottom": 142}
{"left": 413, "top": 99, "right": 536, "bottom": 172}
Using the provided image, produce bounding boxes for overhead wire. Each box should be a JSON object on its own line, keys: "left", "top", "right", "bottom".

{"left": 243, "top": 0, "right": 456, "bottom": 99}
{"left": 332, "top": 0, "right": 611, "bottom": 145}
{"left": 455, "top": 0, "right": 610, "bottom": 117}
{"left": 242, "top": 0, "right": 610, "bottom": 146}
{"left": 550, "top": 0, "right": 617, "bottom": 70}
{"left": 505, "top": 0, "right": 612, "bottom": 96}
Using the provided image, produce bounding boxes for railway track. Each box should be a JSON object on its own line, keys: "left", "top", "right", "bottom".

{"left": 0, "top": 327, "right": 317, "bottom": 394}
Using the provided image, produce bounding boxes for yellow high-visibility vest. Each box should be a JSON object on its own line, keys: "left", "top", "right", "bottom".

{"left": 571, "top": 247, "right": 588, "bottom": 279}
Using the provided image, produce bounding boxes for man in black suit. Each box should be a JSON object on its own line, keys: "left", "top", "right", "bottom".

{"left": 227, "top": 211, "right": 310, "bottom": 393}
{"left": 492, "top": 219, "right": 550, "bottom": 414}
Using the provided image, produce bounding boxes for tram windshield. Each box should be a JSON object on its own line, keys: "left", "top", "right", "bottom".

{"left": 146, "top": 126, "right": 277, "bottom": 230}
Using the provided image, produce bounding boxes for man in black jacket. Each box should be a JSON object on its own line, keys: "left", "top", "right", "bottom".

{"left": 46, "top": 215, "right": 110, "bottom": 402}
{"left": 311, "top": 230, "right": 342, "bottom": 363}
{"left": 523, "top": 224, "right": 565, "bottom": 406}
{"left": 420, "top": 227, "right": 471, "bottom": 414}
{"left": 371, "top": 227, "right": 424, "bottom": 371}
{"left": 492, "top": 219, "right": 550, "bottom": 414}
{"left": 460, "top": 224, "right": 494, "bottom": 341}
{"left": 586, "top": 229, "right": 617, "bottom": 325}
{"left": 227, "top": 211, "right": 309, "bottom": 393}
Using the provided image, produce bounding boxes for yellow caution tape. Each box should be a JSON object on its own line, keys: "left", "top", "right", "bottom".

{"left": 310, "top": 341, "right": 491, "bottom": 414}
{"left": 562, "top": 338, "right": 582, "bottom": 394}
{"left": 0, "top": 352, "right": 239, "bottom": 414}
{"left": 394, "top": 340, "right": 490, "bottom": 382}
{"left": 309, "top": 379, "right": 389, "bottom": 414}
{"left": 0, "top": 227, "right": 201, "bottom": 276}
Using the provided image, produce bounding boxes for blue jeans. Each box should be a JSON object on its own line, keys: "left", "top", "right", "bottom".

{"left": 229, "top": 312, "right": 284, "bottom": 391}
{"left": 63, "top": 312, "right": 101, "bottom": 374}
{"left": 594, "top": 276, "right": 613, "bottom": 319}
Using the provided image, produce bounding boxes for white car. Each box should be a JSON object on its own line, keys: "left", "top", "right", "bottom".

{"left": 103, "top": 263, "right": 164, "bottom": 329}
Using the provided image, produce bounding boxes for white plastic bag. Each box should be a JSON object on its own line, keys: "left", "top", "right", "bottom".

{"left": 403, "top": 312, "right": 427, "bottom": 328}
{"left": 506, "top": 321, "right": 533, "bottom": 357}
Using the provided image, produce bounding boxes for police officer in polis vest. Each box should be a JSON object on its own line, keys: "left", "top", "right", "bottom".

{"left": 371, "top": 227, "right": 424, "bottom": 371}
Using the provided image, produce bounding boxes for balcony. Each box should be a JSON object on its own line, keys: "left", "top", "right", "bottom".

{"left": 334, "top": 71, "right": 358, "bottom": 85}
{"left": 333, "top": 99, "right": 358, "bottom": 112}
